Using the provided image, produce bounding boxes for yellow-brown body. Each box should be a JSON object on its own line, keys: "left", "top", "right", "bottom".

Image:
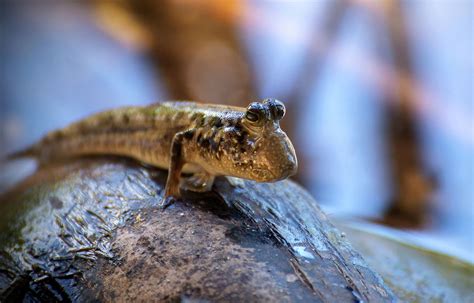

{"left": 11, "top": 99, "right": 298, "bottom": 206}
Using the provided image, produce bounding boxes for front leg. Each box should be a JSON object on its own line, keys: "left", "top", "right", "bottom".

{"left": 160, "top": 131, "right": 189, "bottom": 208}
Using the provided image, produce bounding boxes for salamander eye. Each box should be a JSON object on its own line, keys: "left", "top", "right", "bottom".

{"left": 245, "top": 111, "right": 259, "bottom": 122}
{"left": 264, "top": 98, "right": 286, "bottom": 120}
{"left": 245, "top": 102, "right": 265, "bottom": 124}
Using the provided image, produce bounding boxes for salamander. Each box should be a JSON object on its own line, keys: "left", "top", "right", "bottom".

{"left": 9, "top": 98, "right": 298, "bottom": 207}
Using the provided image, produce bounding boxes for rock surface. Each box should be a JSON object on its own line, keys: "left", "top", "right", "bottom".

{"left": 0, "top": 158, "right": 395, "bottom": 302}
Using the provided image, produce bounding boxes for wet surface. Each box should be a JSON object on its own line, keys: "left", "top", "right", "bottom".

{"left": 334, "top": 219, "right": 474, "bottom": 303}
{"left": 0, "top": 0, "right": 472, "bottom": 272}
{"left": 0, "top": 158, "right": 394, "bottom": 302}
{"left": 0, "top": 159, "right": 161, "bottom": 302}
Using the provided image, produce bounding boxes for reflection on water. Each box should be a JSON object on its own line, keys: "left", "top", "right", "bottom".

{"left": 0, "top": 1, "right": 472, "bottom": 261}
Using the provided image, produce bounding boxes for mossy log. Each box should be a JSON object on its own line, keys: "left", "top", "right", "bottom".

{"left": 0, "top": 158, "right": 395, "bottom": 302}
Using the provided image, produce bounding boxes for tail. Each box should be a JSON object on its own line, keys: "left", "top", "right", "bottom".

{"left": 4, "top": 145, "right": 38, "bottom": 161}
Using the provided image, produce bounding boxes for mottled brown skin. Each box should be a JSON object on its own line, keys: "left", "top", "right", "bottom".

{"left": 11, "top": 99, "right": 298, "bottom": 206}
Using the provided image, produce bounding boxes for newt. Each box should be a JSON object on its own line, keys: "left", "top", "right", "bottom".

{"left": 9, "top": 99, "right": 298, "bottom": 207}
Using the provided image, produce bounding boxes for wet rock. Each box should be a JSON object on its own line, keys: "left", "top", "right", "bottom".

{"left": 0, "top": 158, "right": 395, "bottom": 302}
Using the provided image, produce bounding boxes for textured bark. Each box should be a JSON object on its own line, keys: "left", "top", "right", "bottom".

{"left": 0, "top": 158, "right": 395, "bottom": 302}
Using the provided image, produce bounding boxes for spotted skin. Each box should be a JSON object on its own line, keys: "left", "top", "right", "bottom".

{"left": 11, "top": 99, "right": 298, "bottom": 207}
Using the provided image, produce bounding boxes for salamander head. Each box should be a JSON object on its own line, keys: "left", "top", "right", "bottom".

{"left": 238, "top": 98, "right": 298, "bottom": 182}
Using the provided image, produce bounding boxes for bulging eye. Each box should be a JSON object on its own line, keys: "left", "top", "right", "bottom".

{"left": 245, "top": 102, "right": 265, "bottom": 124}
{"left": 264, "top": 99, "right": 286, "bottom": 120}
{"left": 245, "top": 111, "right": 259, "bottom": 122}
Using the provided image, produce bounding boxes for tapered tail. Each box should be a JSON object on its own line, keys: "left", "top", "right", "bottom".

{"left": 5, "top": 145, "right": 38, "bottom": 161}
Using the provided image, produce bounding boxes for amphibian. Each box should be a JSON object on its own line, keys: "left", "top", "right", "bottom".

{"left": 9, "top": 99, "right": 298, "bottom": 206}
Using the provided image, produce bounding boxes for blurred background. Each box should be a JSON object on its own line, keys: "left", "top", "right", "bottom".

{"left": 0, "top": 0, "right": 472, "bottom": 262}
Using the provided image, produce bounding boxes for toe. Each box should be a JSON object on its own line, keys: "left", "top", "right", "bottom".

{"left": 159, "top": 195, "right": 177, "bottom": 210}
